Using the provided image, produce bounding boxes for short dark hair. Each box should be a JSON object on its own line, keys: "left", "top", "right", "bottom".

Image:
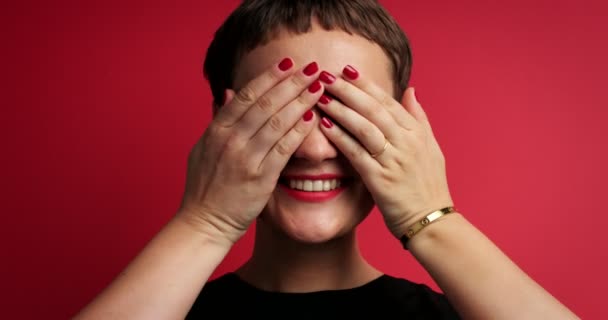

{"left": 204, "top": 0, "right": 413, "bottom": 109}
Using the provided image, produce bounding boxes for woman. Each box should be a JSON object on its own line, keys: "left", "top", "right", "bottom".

{"left": 75, "top": 0, "right": 579, "bottom": 318}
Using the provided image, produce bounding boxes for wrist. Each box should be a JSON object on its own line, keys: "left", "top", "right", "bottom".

{"left": 174, "top": 208, "right": 243, "bottom": 248}
{"left": 393, "top": 205, "right": 456, "bottom": 248}
{"left": 389, "top": 201, "right": 454, "bottom": 239}
{"left": 405, "top": 212, "right": 464, "bottom": 251}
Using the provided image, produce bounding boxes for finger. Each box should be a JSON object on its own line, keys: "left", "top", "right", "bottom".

{"left": 236, "top": 61, "right": 320, "bottom": 140}
{"left": 212, "top": 89, "right": 235, "bottom": 117}
{"left": 316, "top": 94, "right": 387, "bottom": 157}
{"left": 213, "top": 57, "right": 296, "bottom": 128}
{"left": 318, "top": 116, "right": 380, "bottom": 174}
{"left": 402, "top": 87, "right": 433, "bottom": 133}
{"left": 319, "top": 70, "right": 402, "bottom": 139}
{"left": 249, "top": 80, "right": 324, "bottom": 163}
{"left": 341, "top": 65, "right": 419, "bottom": 130}
{"left": 261, "top": 112, "right": 316, "bottom": 173}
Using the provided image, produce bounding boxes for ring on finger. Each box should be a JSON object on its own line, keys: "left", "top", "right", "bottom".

{"left": 370, "top": 139, "right": 389, "bottom": 158}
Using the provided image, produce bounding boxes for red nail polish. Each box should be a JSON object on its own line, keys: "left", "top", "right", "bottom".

{"left": 303, "top": 62, "right": 319, "bottom": 76}
{"left": 308, "top": 80, "right": 322, "bottom": 93}
{"left": 321, "top": 117, "right": 333, "bottom": 129}
{"left": 343, "top": 65, "right": 359, "bottom": 80}
{"left": 278, "top": 58, "right": 294, "bottom": 71}
{"left": 303, "top": 110, "right": 314, "bottom": 122}
{"left": 319, "top": 94, "right": 332, "bottom": 104}
{"left": 319, "top": 71, "right": 336, "bottom": 84}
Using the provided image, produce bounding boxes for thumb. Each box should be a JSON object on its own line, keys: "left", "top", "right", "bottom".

{"left": 401, "top": 87, "right": 428, "bottom": 123}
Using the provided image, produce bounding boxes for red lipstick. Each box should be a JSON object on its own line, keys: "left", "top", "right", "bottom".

{"left": 278, "top": 174, "right": 347, "bottom": 203}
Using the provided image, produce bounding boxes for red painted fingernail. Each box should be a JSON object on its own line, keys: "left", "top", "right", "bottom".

{"left": 308, "top": 80, "right": 322, "bottom": 93}
{"left": 319, "top": 94, "right": 332, "bottom": 104}
{"left": 343, "top": 65, "right": 359, "bottom": 80}
{"left": 303, "top": 110, "right": 314, "bottom": 122}
{"left": 278, "top": 57, "right": 294, "bottom": 71}
{"left": 303, "top": 62, "right": 319, "bottom": 76}
{"left": 321, "top": 117, "right": 333, "bottom": 129}
{"left": 319, "top": 71, "right": 336, "bottom": 84}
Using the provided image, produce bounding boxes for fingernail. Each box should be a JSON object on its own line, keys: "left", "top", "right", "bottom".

{"left": 303, "top": 62, "right": 319, "bottom": 76}
{"left": 321, "top": 117, "right": 333, "bottom": 129}
{"left": 308, "top": 80, "right": 322, "bottom": 93}
{"left": 319, "top": 71, "right": 336, "bottom": 84}
{"left": 343, "top": 65, "right": 359, "bottom": 80}
{"left": 278, "top": 57, "right": 294, "bottom": 71}
{"left": 319, "top": 94, "right": 332, "bottom": 104}
{"left": 303, "top": 110, "right": 314, "bottom": 122}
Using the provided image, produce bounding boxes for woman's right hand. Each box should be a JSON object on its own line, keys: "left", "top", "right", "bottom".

{"left": 177, "top": 58, "right": 322, "bottom": 245}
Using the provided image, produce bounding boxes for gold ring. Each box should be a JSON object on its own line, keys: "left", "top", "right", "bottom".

{"left": 370, "top": 139, "right": 389, "bottom": 158}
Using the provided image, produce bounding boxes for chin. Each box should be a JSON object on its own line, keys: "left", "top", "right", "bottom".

{"left": 261, "top": 209, "right": 364, "bottom": 245}
{"left": 259, "top": 182, "right": 375, "bottom": 244}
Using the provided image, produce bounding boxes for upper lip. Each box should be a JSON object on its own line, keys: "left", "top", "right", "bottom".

{"left": 281, "top": 173, "right": 346, "bottom": 180}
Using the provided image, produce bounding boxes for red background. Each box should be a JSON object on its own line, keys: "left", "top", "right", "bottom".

{"left": 2, "top": 0, "right": 606, "bottom": 318}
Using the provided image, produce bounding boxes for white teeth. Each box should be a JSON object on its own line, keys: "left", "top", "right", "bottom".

{"left": 303, "top": 180, "right": 313, "bottom": 191}
{"left": 313, "top": 180, "right": 323, "bottom": 191}
{"left": 286, "top": 179, "right": 344, "bottom": 192}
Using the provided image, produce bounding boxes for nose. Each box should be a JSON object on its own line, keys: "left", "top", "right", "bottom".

{"left": 292, "top": 114, "right": 338, "bottom": 163}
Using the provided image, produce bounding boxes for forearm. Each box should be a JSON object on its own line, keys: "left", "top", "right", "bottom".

{"left": 409, "top": 213, "right": 579, "bottom": 320}
{"left": 74, "top": 213, "right": 232, "bottom": 320}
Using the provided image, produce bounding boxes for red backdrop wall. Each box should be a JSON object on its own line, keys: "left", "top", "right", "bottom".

{"left": 2, "top": 0, "right": 606, "bottom": 318}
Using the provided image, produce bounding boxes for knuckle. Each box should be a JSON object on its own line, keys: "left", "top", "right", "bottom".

{"left": 224, "top": 133, "right": 245, "bottom": 153}
{"left": 254, "top": 95, "right": 274, "bottom": 112}
{"left": 242, "top": 166, "right": 259, "bottom": 180}
{"left": 295, "top": 93, "right": 310, "bottom": 107}
{"left": 293, "top": 121, "right": 309, "bottom": 135}
{"left": 289, "top": 74, "right": 307, "bottom": 88}
{"left": 235, "top": 86, "right": 257, "bottom": 104}
{"left": 275, "top": 140, "right": 293, "bottom": 157}
{"left": 268, "top": 115, "right": 284, "bottom": 132}
{"left": 346, "top": 145, "right": 367, "bottom": 160}
{"left": 355, "top": 125, "right": 374, "bottom": 141}
{"left": 379, "top": 93, "right": 393, "bottom": 107}
{"left": 207, "top": 123, "right": 223, "bottom": 138}
{"left": 267, "top": 68, "right": 282, "bottom": 82}
{"left": 334, "top": 79, "right": 348, "bottom": 92}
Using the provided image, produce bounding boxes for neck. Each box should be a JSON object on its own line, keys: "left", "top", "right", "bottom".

{"left": 236, "top": 220, "right": 382, "bottom": 293}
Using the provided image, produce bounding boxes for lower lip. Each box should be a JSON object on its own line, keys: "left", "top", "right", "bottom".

{"left": 278, "top": 184, "right": 346, "bottom": 202}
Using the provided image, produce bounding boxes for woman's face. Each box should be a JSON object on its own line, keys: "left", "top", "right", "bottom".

{"left": 233, "top": 22, "right": 395, "bottom": 243}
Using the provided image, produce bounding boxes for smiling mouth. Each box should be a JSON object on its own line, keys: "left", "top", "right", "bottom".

{"left": 278, "top": 177, "right": 351, "bottom": 192}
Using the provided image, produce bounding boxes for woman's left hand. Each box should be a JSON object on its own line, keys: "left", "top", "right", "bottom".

{"left": 317, "top": 66, "right": 454, "bottom": 239}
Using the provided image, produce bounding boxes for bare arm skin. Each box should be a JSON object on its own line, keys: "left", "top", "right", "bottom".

{"left": 409, "top": 213, "right": 579, "bottom": 320}
{"left": 317, "top": 67, "right": 579, "bottom": 319}
{"left": 74, "top": 215, "right": 231, "bottom": 320}
{"left": 74, "top": 58, "right": 324, "bottom": 319}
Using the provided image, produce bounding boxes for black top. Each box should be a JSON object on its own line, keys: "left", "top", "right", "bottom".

{"left": 187, "top": 273, "right": 460, "bottom": 319}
